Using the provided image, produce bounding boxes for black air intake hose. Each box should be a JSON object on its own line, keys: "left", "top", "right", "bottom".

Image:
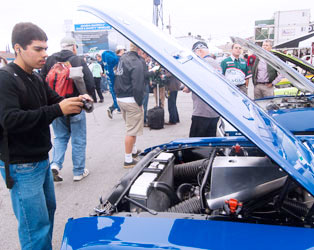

{"left": 149, "top": 182, "right": 179, "bottom": 205}
{"left": 167, "top": 196, "right": 202, "bottom": 214}
{"left": 174, "top": 159, "right": 209, "bottom": 181}
{"left": 282, "top": 199, "right": 308, "bottom": 217}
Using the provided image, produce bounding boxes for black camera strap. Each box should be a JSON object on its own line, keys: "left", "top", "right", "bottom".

{"left": 3, "top": 128, "right": 13, "bottom": 189}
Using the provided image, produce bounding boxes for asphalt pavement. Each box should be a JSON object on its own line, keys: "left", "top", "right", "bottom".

{"left": 0, "top": 90, "right": 193, "bottom": 250}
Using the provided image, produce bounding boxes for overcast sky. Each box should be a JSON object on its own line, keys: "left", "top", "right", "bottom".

{"left": 0, "top": 0, "right": 312, "bottom": 54}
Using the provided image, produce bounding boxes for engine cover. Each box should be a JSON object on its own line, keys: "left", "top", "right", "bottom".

{"left": 206, "top": 156, "right": 287, "bottom": 210}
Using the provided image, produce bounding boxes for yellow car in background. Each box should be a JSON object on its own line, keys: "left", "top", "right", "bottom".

{"left": 272, "top": 50, "right": 314, "bottom": 96}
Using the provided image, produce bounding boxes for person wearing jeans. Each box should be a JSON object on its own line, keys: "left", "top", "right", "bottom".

{"left": 0, "top": 22, "right": 87, "bottom": 250}
{"left": 102, "top": 50, "right": 121, "bottom": 119}
{"left": 50, "top": 111, "right": 87, "bottom": 179}
{"left": 41, "top": 36, "right": 94, "bottom": 182}
{"left": 0, "top": 159, "right": 56, "bottom": 249}
{"left": 107, "top": 74, "right": 121, "bottom": 114}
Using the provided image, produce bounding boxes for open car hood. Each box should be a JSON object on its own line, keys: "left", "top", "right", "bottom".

{"left": 271, "top": 50, "right": 314, "bottom": 76}
{"left": 78, "top": 6, "right": 314, "bottom": 195}
{"left": 232, "top": 37, "right": 314, "bottom": 93}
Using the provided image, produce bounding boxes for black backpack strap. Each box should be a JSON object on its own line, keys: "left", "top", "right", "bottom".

{"left": 0, "top": 65, "right": 27, "bottom": 189}
{"left": 0, "top": 65, "right": 27, "bottom": 105}
{"left": 67, "top": 55, "right": 78, "bottom": 67}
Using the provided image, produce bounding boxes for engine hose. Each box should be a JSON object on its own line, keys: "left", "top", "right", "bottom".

{"left": 176, "top": 183, "right": 195, "bottom": 201}
{"left": 174, "top": 159, "right": 209, "bottom": 180}
{"left": 282, "top": 199, "right": 308, "bottom": 217}
{"left": 167, "top": 196, "right": 202, "bottom": 214}
{"left": 149, "top": 182, "right": 179, "bottom": 205}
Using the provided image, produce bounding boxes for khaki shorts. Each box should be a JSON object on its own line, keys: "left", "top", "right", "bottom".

{"left": 118, "top": 101, "right": 144, "bottom": 136}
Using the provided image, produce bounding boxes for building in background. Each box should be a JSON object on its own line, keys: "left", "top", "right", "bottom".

{"left": 274, "top": 9, "right": 311, "bottom": 45}
{"left": 254, "top": 19, "right": 275, "bottom": 46}
{"left": 255, "top": 9, "right": 312, "bottom": 47}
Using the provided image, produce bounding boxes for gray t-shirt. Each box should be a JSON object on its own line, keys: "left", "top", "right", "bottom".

{"left": 192, "top": 56, "right": 220, "bottom": 118}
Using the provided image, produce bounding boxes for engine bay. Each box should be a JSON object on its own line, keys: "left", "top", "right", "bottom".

{"left": 94, "top": 145, "right": 314, "bottom": 228}
{"left": 256, "top": 95, "right": 314, "bottom": 111}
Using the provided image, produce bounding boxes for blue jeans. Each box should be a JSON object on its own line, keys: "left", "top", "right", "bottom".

{"left": 100, "top": 76, "right": 108, "bottom": 92}
{"left": 0, "top": 159, "right": 55, "bottom": 250}
{"left": 51, "top": 111, "right": 86, "bottom": 176}
{"left": 143, "top": 84, "right": 150, "bottom": 123}
{"left": 108, "top": 81, "right": 120, "bottom": 112}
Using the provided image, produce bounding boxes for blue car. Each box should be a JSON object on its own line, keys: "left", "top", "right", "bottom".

{"left": 61, "top": 5, "right": 314, "bottom": 250}
{"left": 233, "top": 37, "right": 314, "bottom": 135}
{"left": 222, "top": 38, "right": 314, "bottom": 136}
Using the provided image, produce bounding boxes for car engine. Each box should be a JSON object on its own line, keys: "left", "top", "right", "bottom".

{"left": 95, "top": 145, "right": 314, "bottom": 228}
{"left": 257, "top": 95, "right": 314, "bottom": 111}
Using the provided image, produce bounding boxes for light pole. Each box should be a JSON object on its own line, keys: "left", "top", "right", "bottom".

{"left": 153, "top": 0, "right": 163, "bottom": 29}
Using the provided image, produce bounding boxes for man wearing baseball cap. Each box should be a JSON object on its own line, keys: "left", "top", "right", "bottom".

{"left": 183, "top": 41, "right": 221, "bottom": 137}
{"left": 41, "top": 36, "right": 95, "bottom": 182}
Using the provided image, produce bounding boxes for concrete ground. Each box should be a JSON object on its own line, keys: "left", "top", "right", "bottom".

{"left": 0, "top": 77, "right": 255, "bottom": 249}
{"left": 0, "top": 90, "right": 193, "bottom": 250}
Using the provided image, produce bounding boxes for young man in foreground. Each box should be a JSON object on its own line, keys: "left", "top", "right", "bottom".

{"left": 0, "top": 22, "right": 90, "bottom": 250}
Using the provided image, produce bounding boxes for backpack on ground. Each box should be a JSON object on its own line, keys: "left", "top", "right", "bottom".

{"left": 147, "top": 106, "right": 164, "bottom": 129}
{"left": 147, "top": 83, "right": 164, "bottom": 129}
{"left": 46, "top": 60, "right": 74, "bottom": 97}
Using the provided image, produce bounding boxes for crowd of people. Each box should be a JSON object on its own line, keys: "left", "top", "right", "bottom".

{"left": 0, "top": 21, "right": 286, "bottom": 250}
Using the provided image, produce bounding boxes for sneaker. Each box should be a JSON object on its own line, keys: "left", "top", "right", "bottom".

{"left": 51, "top": 164, "right": 63, "bottom": 182}
{"left": 99, "top": 99, "right": 104, "bottom": 103}
{"left": 107, "top": 108, "right": 113, "bottom": 119}
{"left": 116, "top": 110, "right": 122, "bottom": 114}
{"left": 73, "top": 169, "right": 90, "bottom": 181}
{"left": 124, "top": 159, "right": 138, "bottom": 169}
{"left": 132, "top": 149, "right": 142, "bottom": 158}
